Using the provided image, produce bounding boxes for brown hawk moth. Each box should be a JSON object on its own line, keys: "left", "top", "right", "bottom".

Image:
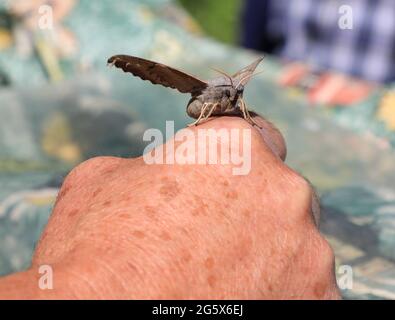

{"left": 107, "top": 55, "right": 264, "bottom": 127}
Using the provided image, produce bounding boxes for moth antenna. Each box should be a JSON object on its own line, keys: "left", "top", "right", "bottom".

{"left": 235, "top": 70, "right": 264, "bottom": 89}
{"left": 210, "top": 67, "right": 234, "bottom": 86}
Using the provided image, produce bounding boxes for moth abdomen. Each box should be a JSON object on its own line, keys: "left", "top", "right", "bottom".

{"left": 186, "top": 97, "right": 204, "bottom": 119}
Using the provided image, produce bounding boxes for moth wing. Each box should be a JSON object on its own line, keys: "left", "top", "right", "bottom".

{"left": 232, "top": 57, "right": 264, "bottom": 87}
{"left": 107, "top": 55, "right": 208, "bottom": 94}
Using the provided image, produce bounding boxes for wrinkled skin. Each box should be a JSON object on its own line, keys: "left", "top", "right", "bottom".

{"left": 0, "top": 115, "right": 340, "bottom": 299}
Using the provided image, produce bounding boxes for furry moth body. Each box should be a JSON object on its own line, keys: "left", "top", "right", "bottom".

{"left": 107, "top": 55, "right": 263, "bottom": 127}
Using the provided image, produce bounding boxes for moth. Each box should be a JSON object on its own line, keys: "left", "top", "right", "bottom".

{"left": 107, "top": 55, "right": 264, "bottom": 127}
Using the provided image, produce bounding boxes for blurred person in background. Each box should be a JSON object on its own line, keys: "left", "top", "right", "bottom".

{"left": 241, "top": 0, "right": 395, "bottom": 84}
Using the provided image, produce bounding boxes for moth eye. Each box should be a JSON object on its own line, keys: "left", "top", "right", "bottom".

{"left": 225, "top": 90, "right": 231, "bottom": 97}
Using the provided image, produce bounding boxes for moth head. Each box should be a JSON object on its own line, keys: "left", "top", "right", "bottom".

{"left": 236, "top": 85, "right": 244, "bottom": 95}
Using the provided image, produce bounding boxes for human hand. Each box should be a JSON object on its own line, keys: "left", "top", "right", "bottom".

{"left": 0, "top": 115, "right": 340, "bottom": 299}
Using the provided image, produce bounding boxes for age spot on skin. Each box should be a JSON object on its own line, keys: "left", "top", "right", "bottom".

{"left": 235, "top": 238, "right": 252, "bottom": 261}
{"left": 92, "top": 187, "right": 103, "bottom": 197}
{"left": 207, "top": 275, "right": 216, "bottom": 288}
{"left": 313, "top": 281, "right": 327, "bottom": 298}
{"left": 159, "top": 231, "right": 172, "bottom": 241}
{"left": 226, "top": 190, "right": 238, "bottom": 199}
{"left": 57, "top": 184, "right": 71, "bottom": 202}
{"left": 159, "top": 177, "right": 181, "bottom": 200}
{"left": 68, "top": 208, "right": 79, "bottom": 217}
{"left": 204, "top": 257, "right": 214, "bottom": 269}
{"left": 193, "top": 195, "right": 209, "bottom": 215}
{"left": 119, "top": 213, "right": 130, "bottom": 219}
{"left": 127, "top": 262, "right": 138, "bottom": 272}
{"left": 132, "top": 230, "right": 146, "bottom": 239}
{"left": 180, "top": 249, "right": 192, "bottom": 263}
{"left": 243, "top": 209, "right": 251, "bottom": 217}
{"left": 145, "top": 205, "right": 157, "bottom": 219}
{"left": 103, "top": 200, "right": 112, "bottom": 207}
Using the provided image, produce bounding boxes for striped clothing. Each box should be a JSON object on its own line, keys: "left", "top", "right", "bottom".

{"left": 241, "top": 0, "right": 395, "bottom": 83}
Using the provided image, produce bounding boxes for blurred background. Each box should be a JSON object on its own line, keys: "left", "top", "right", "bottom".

{"left": 0, "top": 0, "right": 395, "bottom": 299}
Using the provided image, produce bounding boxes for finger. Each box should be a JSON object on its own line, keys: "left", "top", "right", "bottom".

{"left": 249, "top": 111, "right": 287, "bottom": 161}
{"left": 190, "top": 114, "right": 287, "bottom": 161}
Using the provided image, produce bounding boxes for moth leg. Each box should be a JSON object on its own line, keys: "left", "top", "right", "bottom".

{"left": 243, "top": 102, "right": 256, "bottom": 124}
{"left": 187, "top": 103, "right": 210, "bottom": 127}
{"left": 203, "top": 102, "right": 219, "bottom": 120}
{"left": 240, "top": 98, "right": 248, "bottom": 119}
{"left": 240, "top": 99, "right": 262, "bottom": 128}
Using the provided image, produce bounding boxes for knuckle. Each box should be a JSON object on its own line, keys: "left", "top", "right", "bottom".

{"left": 255, "top": 117, "right": 287, "bottom": 160}
{"left": 287, "top": 169, "right": 310, "bottom": 191}
{"left": 315, "top": 234, "right": 336, "bottom": 271}
{"left": 280, "top": 169, "right": 314, "bottom": 216}
{"left": 307, "top": 233, "right": 339, "bottom": 298}
{"left": 74, "top": 156, "right": 121, "bottom": 173}
{"left": 66, "top": 156, "right": 120, "bottom": 181}
{"left": 58, "top": 156, "right": 121, "bottom": 199}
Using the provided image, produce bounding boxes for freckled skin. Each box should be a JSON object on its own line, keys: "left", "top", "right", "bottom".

{"left": 314, "top": 282, "right": 328, "bottom": 298}
{"left": 226, "top": 190, "right": 238, "bottom": 199}
{"left": 243, "top": 209, "right": 251, "bottom": 217}
{"left": 222, "top": 180, "right": 230, "bottom": 187}
{"left": 0, "top": 117, "right": 340, "bottom": 300}
{"left": 132, "top": 230, "right": 145, "bottom": 239}
{"left": 92, "top": 187, "right": 102, "bottom": 197}
{"left": 180, "top": 249, "right": 192, "bottom": 263}
{"left": 204, "top": 257, "right": 214, "bottom": 269}
{"left": 127, "top": 262, "right": 138, "bottom": 272}
{"left": 159, "top": 178, "right": 181, "bottom": 200}
{"left": 103, "top": 200, "right": 112, "bottom": 207}
{"left": 207, "top": 275, "right": 216, "bottom": 288}
{"left": 159, "top": 231, "right": 172, "bottom": 241}
{"left": 68, "top": 209, "right": 79, "bottom": 217}
{"left": 144, "top": 205, "right": 158, "bottom": 220}
{"left": 56, "top": 184, "right": 71, "bottom": 202}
